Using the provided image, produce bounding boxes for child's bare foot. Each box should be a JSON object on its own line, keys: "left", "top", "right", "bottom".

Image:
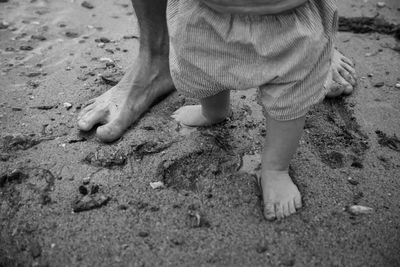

{"left": 171, "top": 105, "right": 227, "bottom": 126}
{"left": 325, "top": 49, "right": 357, "bottom": 97}
{"left": 259, "top": 170, "right": 302, "bottom": 220}
{"left": 172, "top": 90, "right": 230, "bottom": 127}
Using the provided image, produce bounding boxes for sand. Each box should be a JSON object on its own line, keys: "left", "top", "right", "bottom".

{"left": 0, "top": 0, "right": 399, "bottom": 266}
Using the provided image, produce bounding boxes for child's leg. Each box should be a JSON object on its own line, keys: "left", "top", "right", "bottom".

{"left": 172, "top": 90, "right": 230, "bottom": 126}
{"left": 260, "top": 114, "right": 304, "bottom": 220}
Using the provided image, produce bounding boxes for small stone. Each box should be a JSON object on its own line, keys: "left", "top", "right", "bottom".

{"left": 373, "top": 81, "right": 384, "bottom": 88}
{"left": 347, "top": 205, "right": 373, "bottom": 215}
{"left": 29, "top": 240, "right": 42, "bottom": 258}
{"left": 20, "top": 45, "right": 33, "bottom": 51}
{"left": 81, "top": 1, "right": 94, "bottom": 9}
{"left": 65, "top": 66, "right": 72, "bottom": 71}
{"left": 97, "top": 42, "right": 105, "bottom": 48}
{"left": 65, "top": 31, "right": 78, "bottom": 38}
{"left": 99, "top": 57, "right": 113, "bottom": 63}
{"left": 63, "top": 102, "right": 72, "bottom": 109}
{"left": 31, "top": 35, "right": 46, "bottom": 41}
{"left": 99, "top": 37, "right": 110, "bottom": 43}
{"left": 0, "top": 21, "right": 9, "bottom": 29}
{"left": 138, "top": 231, "right": 149, "bottom": 237}
{"left": 347, "top": 177, "right": 359, "bottom": 185}
{"left": 376, "top": 2, "right": 386, "bottom": 8}
{"left": 78, "top": 185, "right": 88, "bottom": 195}
{"left": 82, "top": 176, "right": 90, "bottom": 185}
{"left": 395, "top": 83, "right": 400, "bottom": 89}
{"left": 150, "top": 181, "right": 164, "bottom": 189}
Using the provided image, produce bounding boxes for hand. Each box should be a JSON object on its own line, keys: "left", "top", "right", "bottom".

{"left": 200, "top": 0, "right": 308, "bottom": 15}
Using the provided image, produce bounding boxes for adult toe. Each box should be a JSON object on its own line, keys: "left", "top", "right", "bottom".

{"left": 77, "top": 109, "right": 107, "bottom": 131}
{"left": 96, "top": 120, "right": 125, "bottom": 143}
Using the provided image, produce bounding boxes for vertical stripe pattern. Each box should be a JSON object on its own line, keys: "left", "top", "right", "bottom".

{"left": 167, "top": 0, "right": 338, "bottom": 121}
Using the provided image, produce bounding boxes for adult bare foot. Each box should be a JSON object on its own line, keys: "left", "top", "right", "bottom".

{"left": 78, "top": 61, "right": 173, "bottom": 142}
{"left": 77, "top": 0, "right": 174, "bottom": 142}
{"left": 325, "top": 49, "right": 357, "bottom": 97}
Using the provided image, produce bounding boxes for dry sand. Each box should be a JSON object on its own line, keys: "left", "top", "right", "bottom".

{"left": 1, "top": 0, "right": 399, "bottom": 266}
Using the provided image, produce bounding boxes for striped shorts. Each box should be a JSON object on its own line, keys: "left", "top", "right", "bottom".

{"left": 167, "top": 0, "right": 338, "bottom": 121}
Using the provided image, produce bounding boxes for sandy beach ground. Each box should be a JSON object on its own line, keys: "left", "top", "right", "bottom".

{"left": 1, "top": 0, "right": 399, "bottom": 266}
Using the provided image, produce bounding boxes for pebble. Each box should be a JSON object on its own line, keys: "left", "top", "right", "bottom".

{"left": 373, "top": 81, "right": 384, "bottom": 88}
{"left": 97, "top": 42, "right": 105, "bottom": 48}
{"left": 20, "top": 45, "right": 33, "bottom": 51}
{"left": 99, "top": 37, "right": 110, "bottom": 43}
{"left": 0, "top": 21, "right": 9, "bottom": 29}
{"left": 376, "top": 2, "right": 386, "bottom": 8}
{"left": 348, "top": 205, "right": 373, "bottom": 215}
{"left": 347, "top": 177, "right": 359, "bottom": 185}
{"left": 138, "top": 231, "right": 149, "bottom": 237}
{"left": 99, "top": 57, "right": 113, "bottom": 63}
{"left": 82, "top": 176, "right": 90, "bottom": 185}
{"left": 150, "top": 181, "right": 164, "bottom": 189}
{"left": 65, "top": 31, "right": 78, "bottom": 38}
{"left": 395, "top": 83, "right": 400, "bottom": 89}
{"left": 29, "top": 240, "right": 42, "bottom": 258}
{"left": 81, "top": 1, "right": 94, "bottom": 9}
{"left": 63, "top": 102, "right": 72, "bottom": 109}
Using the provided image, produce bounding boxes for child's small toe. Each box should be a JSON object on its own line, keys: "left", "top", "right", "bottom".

{"left": 294, "top": 196, "right": 302, "bottom": 209}
{"left": 282, "top": 203, "right": 291, "bottom": 217}
{"left": 263, "top": 203, "right": 276, "bottom": 221}
{"left": 275, "top": 204, "right": 285, "bottom": 220}
{"left": 288, "top": 201, "right": 296, "bottom": 214}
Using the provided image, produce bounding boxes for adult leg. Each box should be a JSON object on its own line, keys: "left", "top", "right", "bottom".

{"left": 77, "top": 0, "right": 174, "bottom": 142}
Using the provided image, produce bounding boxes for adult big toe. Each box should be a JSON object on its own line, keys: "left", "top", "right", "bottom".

{"left": 96, "top": 120, "right": 126, "bottom": 142}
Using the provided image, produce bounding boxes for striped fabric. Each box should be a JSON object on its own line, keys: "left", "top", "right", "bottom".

{"left": 167, "top": 0, "right": 338, "bottom": 121}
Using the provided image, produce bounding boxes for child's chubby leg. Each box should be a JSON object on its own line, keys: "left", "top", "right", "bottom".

{"left": 172, "top": 90, "right": 230, "bottom": 126}
{"left": 260, "top": 114, "right": 305, "bottom": 220}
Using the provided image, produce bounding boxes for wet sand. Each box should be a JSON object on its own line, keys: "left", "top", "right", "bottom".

{"left": 1, "top": 0, "right": 400, "bottom": 266}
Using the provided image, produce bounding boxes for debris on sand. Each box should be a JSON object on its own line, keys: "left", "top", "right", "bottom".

{"left": 63, "top": 102, "right": 73, "bottom": 109}
{"left": 20, "top": 45, "right": 33, "bottom": 51}
{"left": 0, "top": 168, "right": 28, "bottom": 187}
{"left": 72, "top": 194, "right": 110, "bottom": 212}
{"left": 376, "top": 2, "right": 386, "bottom": 8}
{"left": 99, "top": 69, "right": 124, "bottom": 86}
{"left": 30, "top": 104, "right": 57, "bottom": 110}
{"left": 339, "top": 16, "right": 400, "bottom": 39}
{"left": 373, "top": 81, "right": 384, "bottom": 88}
{"left": 29, "top": 240, "right": 42, "bottom": 258}
{"left": 347, "top": 205, "right": 373, "bottom": 215}
{"left": 32, "top": 168, "right": 56, "bottom": 205}
{"left": 82, "top": 148, "right": 127, "bottom": 168}
{"left": 150, "top": 181, "right": 164, "bottom": 189}
{"left": 72, "top": 183, "right": 110, "bottom": 212}
{"left": 347, "top": 177, "right": 359, "bottom": 186}
{"left": 100, "top": 74, "right": 119, "bottom": 86}
{"left": 186, "top": 205, "right": 210, "bottom": 228}
{"left": 375, "top": 130, "right": 400, "bottom": 152}
{"left": 81, "top": 1, "right": 94, "bottom": 9}
{"left": 1, "top": 133, "right": 42, "bottom": 151}
{"left": 129, "top": 140, "right": 173, "bottom": 160}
